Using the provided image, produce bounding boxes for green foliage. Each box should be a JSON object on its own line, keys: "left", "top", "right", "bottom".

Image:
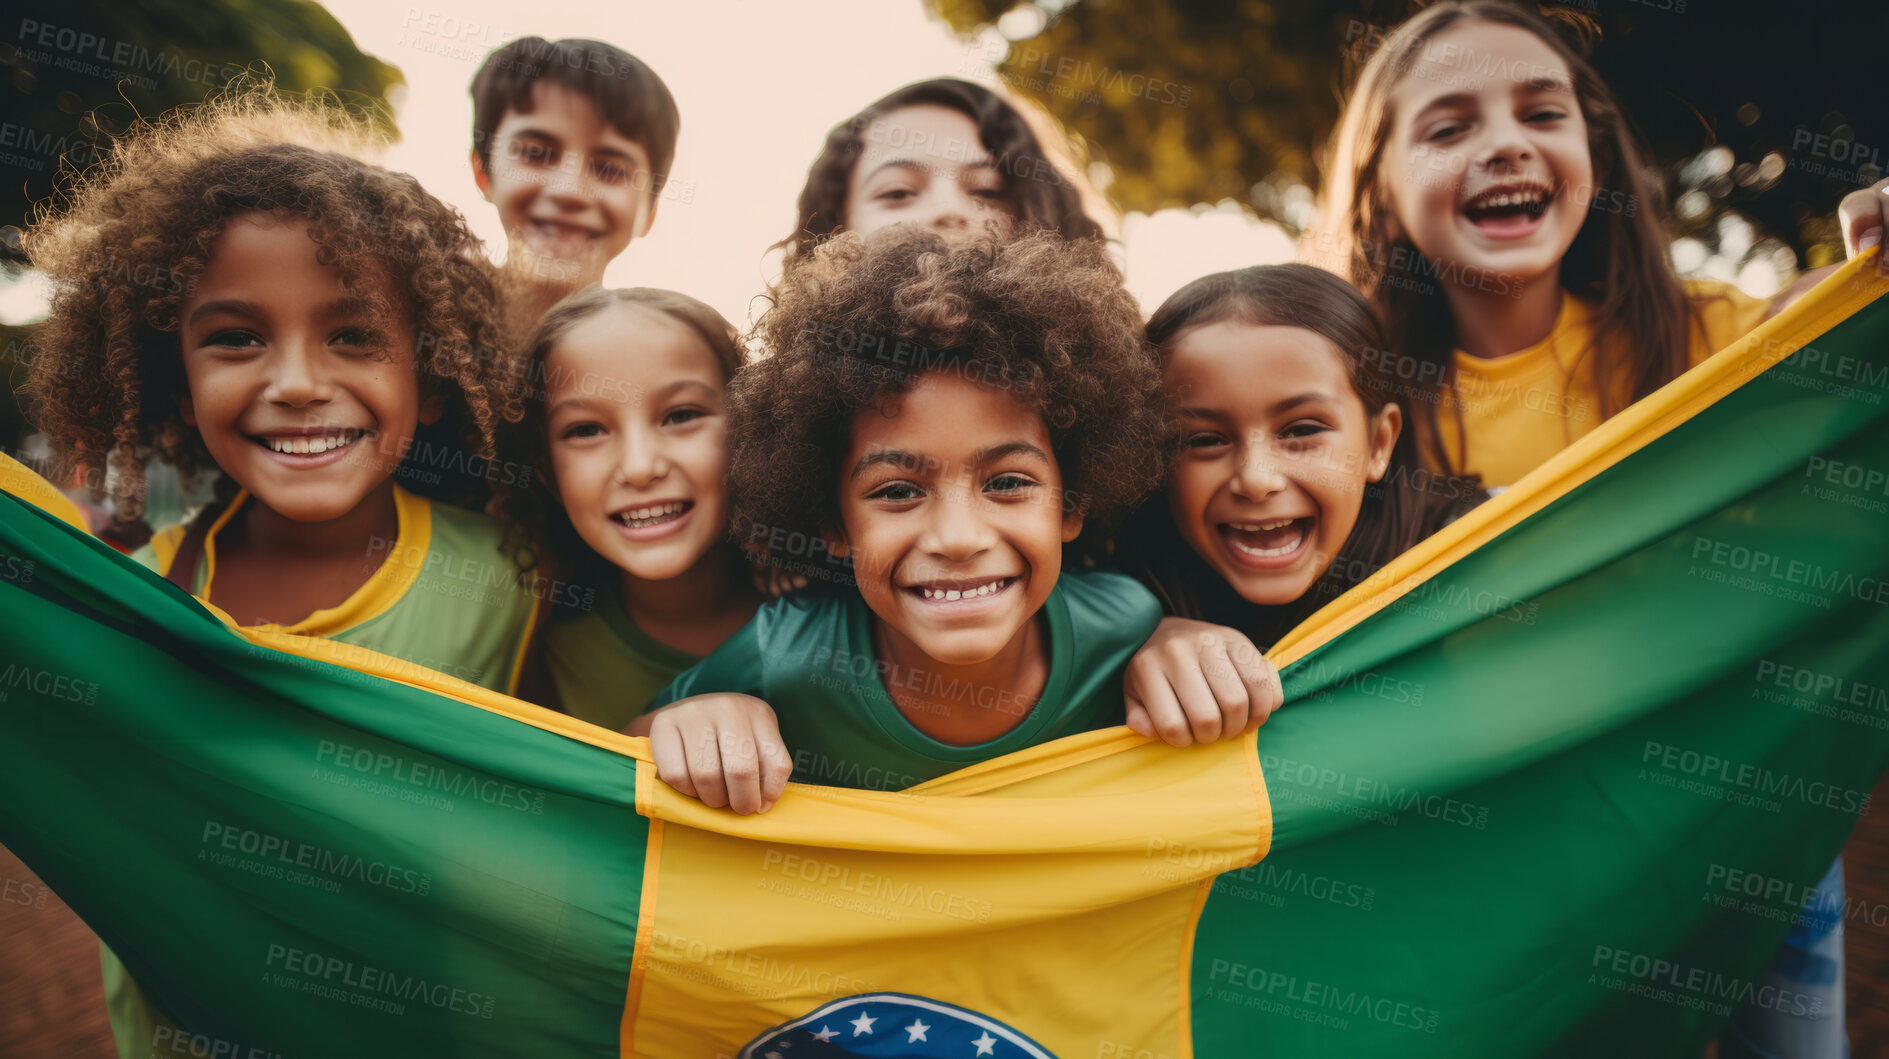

{"left": 931, "top": 0, "right": 1401, "bottom": 226}
{"left": 930, "top": 0, "right": 1884, "bottom": 267}
{"left": 0, "top": 0, "right": 401, "bottom": 263}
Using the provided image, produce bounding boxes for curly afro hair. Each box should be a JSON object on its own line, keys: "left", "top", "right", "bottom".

{"left": 732, "top": 227, "right": 1163, "bottom": 565}
{"left": 22, "top": 88, "right": 519, "bottom": 529}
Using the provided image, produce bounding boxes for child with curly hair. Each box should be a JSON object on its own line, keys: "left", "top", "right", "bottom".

{"left": 494, "top": 287, "right": 764, "bottom": 730}
{"left": 629, "top": 227, "right": 1220, "bottom": 813}
{"left": 22, "top": 91, "right": 540, "bottom": 1053}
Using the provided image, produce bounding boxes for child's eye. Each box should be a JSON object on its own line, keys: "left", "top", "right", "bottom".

{"left": 331, "top": 327, "right": 377, "bottom": 348}
{"left": 514, "top": 142, "right": 554, "bottom": 165}
{"left": 867, "top": 481, "right": 924, "bottom": 503}
{"left": 203, "top": 329, "right": 260, "bottom": 349}
{"left": 1281, "top": 421, "right": 1330, "bottom": 440}
{"left": 971, "top": 187, "right": 1006, "bottom": 201}
{"left": 592, "top": 160, "right": 629, "bottom": 183}
{"left": 559, "top": 423, "right": 605, "bottom": 440}
{"left": 875, "top": 188, "right": 916, "bottom": 203}
{"left": 1181, "top": 431, "right": 1228, "bottom": 449}
{"left": 986, "top": 473, "right": 1036, "bottom": 494}
{"left": 1425, "top": 122, "right": 1467, "bottom": 142}
{"left": 662, "top": 407, "right": 708, "bottom": 427}
{"left": 1524, "top": 109, "right": 1567, "bottom": 124}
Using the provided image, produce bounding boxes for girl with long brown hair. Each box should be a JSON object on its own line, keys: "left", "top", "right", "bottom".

{"left": 1314, "top": 0, "right": 1884, "bottom": 488}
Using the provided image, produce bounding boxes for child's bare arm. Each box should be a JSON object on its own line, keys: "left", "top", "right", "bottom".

{"left": 623, "top": 694, "right": 792, "bottom": 814}
{"left": 1123, "top": 618, "right": 1281, "bottom": 747}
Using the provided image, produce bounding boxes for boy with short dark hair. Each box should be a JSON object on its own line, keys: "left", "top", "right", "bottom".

{"left": 469, "top": 37, "right": 679, "bottom": 294}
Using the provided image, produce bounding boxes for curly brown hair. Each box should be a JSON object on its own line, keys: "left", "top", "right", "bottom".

{"left": 733, "top": 227, "right": 1163, "bottom": 570}
{"left": 22, "top": 90, "right": 519, "bottom": 528}
{"left": 492, "top": 286, "right": 742, "bottom": 582}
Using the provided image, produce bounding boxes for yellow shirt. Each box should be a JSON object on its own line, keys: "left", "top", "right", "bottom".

{"left": 1438, "top": 282, "right": 1769, "bottom": 487}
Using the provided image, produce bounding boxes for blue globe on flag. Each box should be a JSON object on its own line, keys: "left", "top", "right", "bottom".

{"left": 740, "top": 993, "right": 1059, "bottom": 1058}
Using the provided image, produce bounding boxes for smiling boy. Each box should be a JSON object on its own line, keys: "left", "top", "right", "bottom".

{"left": 469, "top": 37, "right": 679, "bottom": 293}
{"left": 627, "top": 228, "right": 1173, "bottom": 811}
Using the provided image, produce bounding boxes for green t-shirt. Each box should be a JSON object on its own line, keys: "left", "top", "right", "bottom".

{"left": 541, "top": 586, "right": 701, "bottom": 731}
{"left": 652, "top": 567, "right": 1161, "bottom": 791}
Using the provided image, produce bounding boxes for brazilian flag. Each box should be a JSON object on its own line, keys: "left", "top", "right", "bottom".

{"left": 2, "top": 255, "right": 1887, "bottom": 1057}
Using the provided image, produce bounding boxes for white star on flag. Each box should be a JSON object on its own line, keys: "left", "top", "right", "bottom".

{"left": 850, "top": 1012, "right": 876, "bottom": 1037}
{"left": 971, "top": 1030, "right": 998, "bottom": 1055}
{"left": 811, "top": 1026, "right": 837, "bottom": 1043}
{"left": 903, "top": 1018, "right": 930, "bottom": 1042}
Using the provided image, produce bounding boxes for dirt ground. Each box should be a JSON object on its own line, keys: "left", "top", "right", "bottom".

{"left": 5, "top": 770, "right": 1888, "bottom": 1057}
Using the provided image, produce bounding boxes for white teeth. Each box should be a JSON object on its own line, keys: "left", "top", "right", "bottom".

{"left": 1473, "top": 188, "right": 1546, "bottom": 210}
{"left": 263, "top": 432, "right": 359, "bottom": 455}
{"left": 1224, "top": 520, "right": 1307, "bottom": 559}
{"left": 919, "top": 578, "right": 1008, "bottom": 601}
{"left": 1228, "top": 527, "right": 1305, "bottom": 559}
{"left": 615, "top": 501, "right": 688, "bottom": 527}
{"left": 1228, "top": 518, "right": 1297, "bottom": 532}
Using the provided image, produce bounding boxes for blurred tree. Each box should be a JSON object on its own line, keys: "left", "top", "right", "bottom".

{"left": 0, "top": 0, "right": 401, "bottom": 264}
{"left": 929, "top": 0, "right": 1886, "bottom": 274}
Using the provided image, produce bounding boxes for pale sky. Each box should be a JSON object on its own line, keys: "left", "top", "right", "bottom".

{"left": 322, "top": 0, "right": 1293, "bottom": 330}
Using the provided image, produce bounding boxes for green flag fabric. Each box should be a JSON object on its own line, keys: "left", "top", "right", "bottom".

{"left": 1, "top": 256, "right": 1887, "bottom": 1057}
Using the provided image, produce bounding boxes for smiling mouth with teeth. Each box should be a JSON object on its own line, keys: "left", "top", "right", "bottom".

{"left": 1220, "top": 517, "right": 1311, "bottom": 562}
{"left": 910, "top": 577, "right": 1014, "bottom": 603}
{"left": 613, "top": 500, "right": 692, "bottom": 528}
{"left": 1461, "top": 184, "right": 1554, "bottom": 223}
{"left": 256, "top": 431, "right": 366, "bottom": 456}
{"left": 528, "top": 219, "right": 603, "bottom": 242}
